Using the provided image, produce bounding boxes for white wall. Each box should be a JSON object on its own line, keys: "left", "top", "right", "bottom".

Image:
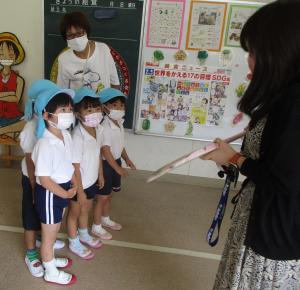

{"left": 1, "top": 0, "right": 272, "bottom": 179}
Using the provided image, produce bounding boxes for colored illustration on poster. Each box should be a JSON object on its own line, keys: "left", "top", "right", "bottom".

{"left": 139, "top": 63, "right": 231, "bottom": 131}
{"left": 224, "top": 4, "right": 259, "bottom": 47}
{"left": 146, "top": 0, "right": 185, "bottom": 49}
{"left": 186, "top": 1, "right": 227, "bottom": 51}
{"left": 0, "top": 32, "right": 25, "bottom": 142}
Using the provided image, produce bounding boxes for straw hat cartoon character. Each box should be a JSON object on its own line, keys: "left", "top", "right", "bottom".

{"left": 0, "top": 32, "right": 25, "bottom": 140}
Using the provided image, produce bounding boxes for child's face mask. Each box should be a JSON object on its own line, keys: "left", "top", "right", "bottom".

{"left": 82, "top": 112, "right": 103, "bottom": 127}
{"left": 108, "top": 109, "right": 125, "bottom": 121}
{"left": 48, "top": 112, "right": 74, "bottom": 130}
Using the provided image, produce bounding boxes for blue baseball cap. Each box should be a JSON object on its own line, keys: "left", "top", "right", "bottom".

{"left": 98, "top": 88, "right": 127, "bottom": 104}
{"left": 33, "top": 83, "right": 75, "bottom": 139}
{"left": 25, "top": 79, "right": 57, "bottom": 120}
{"left": 73, "top": 87, "right": 100, "bottom": 104}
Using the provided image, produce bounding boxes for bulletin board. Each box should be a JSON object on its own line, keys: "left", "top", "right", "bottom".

{"left": 43, "top": 0, "right": 144, "bottom": 129}
{"left": 134, "top": 0, "right": 263, "bottom": 142}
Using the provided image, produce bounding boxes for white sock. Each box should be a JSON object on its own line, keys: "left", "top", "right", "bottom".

{"left": 68, "top": 236, "right": 80, "bottom": 247}
{"left": 78, "top": 228, "right": 91, "bottom": 241}
{"left": 43, "top": 259, "right": 59, "bottom": 276}
{"left": 101, "top": 216, "right": 110, "bottom": 223}
{"left": 92, "top": 223, "right": 103, "bottom": 231}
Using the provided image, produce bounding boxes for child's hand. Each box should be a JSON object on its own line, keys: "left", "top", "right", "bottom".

{"left": 126, "top": 159, "right": 136, "bottom": 170}
{"left": 98, "top": 175, "right": 105, "bottom": 189}
{"left": 66, "top": 186, "right": 77, "bottom": 198}
{"left": 201, "top": 138, "right": 236, "bottom": 165}
{"left": 117, "top": 167, "right": 129, "bottom": 177}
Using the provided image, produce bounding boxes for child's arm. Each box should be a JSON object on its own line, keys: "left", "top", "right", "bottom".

{"left": 25, "top": 153, "right": 36, "bottom": 189}
{"left": 101, "top": 146, "right": 129, "bottom": 177}
{"left": 73, "top": 163, "right": 86, "bottom": 204}
{"left": 39, "top": 176, "right": 77, "bottom": 199}
{"left": 121, "top": 148, "right": 136, "bottom": 170}
{"left": 98, "top": 157, "right": 105, "bottom": 189}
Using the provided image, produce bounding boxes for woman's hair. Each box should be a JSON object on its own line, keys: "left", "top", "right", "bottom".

{"left": 60, "top": 11, "right": 91, "bottom": 40}
{"left": 74, "top": 96, "right": 101, "bottom": 112}
{"left": 45, "top": 93, "right": 73, "bottom": 114}
{"left": 0, "top": 41, "right": 20, "bottom": 59}
{"left": 105, "top": 96, "right": 126, "bottom": 105}
{"left": 238, "top": 1, "right": 300, "bottom": 127}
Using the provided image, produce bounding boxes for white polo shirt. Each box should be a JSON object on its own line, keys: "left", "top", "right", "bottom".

{"left": 32, "top": 129, "right": 74, "bottom": 185}
{"left": 102, "top": 116, "right": 124, "bottom": 160}
{"left": 72, "top": 123, "right": 104, "bottom": 189}
{"left": 20, "top": 118, "right": 37, "bottom": 177}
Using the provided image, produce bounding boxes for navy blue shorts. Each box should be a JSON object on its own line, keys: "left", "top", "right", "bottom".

{"left": 34, "top": 182, "right": 71, "bottom": 224}
{"left": 22, "top": 174, "right": 41, "bottom": 231}
{"left": 99, "top": 158, "right": 122, "bottom": 195}
{"left": 71, "top": 182, "right": 100, "bottom": 201}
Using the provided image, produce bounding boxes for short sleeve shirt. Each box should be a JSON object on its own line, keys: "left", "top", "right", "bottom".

{"left": 72, "top": 123, "right": 104, "bottom": 189}
{"left": 102, "top": 116, "right": 124, "bottom": 160}
{"left": 57, "top": 42, "right": 120, "bottom": 92}
{"left": 32, "top": 129, "right": 74, "bottom": 185}
{"left": 20, "top": 118, "right": 37, "bottom": 177}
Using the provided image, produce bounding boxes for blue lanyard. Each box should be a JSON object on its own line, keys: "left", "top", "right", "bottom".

{"left": 207, "top": 165, "right": 239, "bottom": 247}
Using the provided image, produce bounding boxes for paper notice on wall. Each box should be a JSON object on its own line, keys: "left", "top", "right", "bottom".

{"left": 186, "top": 1, "right": 227, "bottom": 51}
{"left": 146, "top": 0, "right": 185, "bottom": 49}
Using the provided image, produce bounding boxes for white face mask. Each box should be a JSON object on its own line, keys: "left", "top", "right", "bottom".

{"left": 48, "top": 112, "right": 74, "bottom": 130}
{"left": 108, "top": 110, "right": 125, "bottom": 121}
{"left": 82, "top": 112, "right": 103, "bottom": 127}
{"left": 0, "top": 59, "right": 14, "bottom": 66}
{"left": 67, "top": 35, "right": 88, "bottom": 52}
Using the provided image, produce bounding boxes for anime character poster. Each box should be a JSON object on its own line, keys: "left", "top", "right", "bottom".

{"left": 0, "top": 32, "right": 25, "bottom": 142}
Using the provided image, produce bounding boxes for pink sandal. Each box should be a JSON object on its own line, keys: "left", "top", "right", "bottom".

{"left": 69, "top": 244, "right": 94, "bottom": 260}
{"left": 80, "top": 237, "right": 103, "bottom": 249}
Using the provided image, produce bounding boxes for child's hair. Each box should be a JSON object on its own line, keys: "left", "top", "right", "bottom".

{"left": 104, "top": 96, "right": 126, "bottom": 105}
{"left": 74, "top": 96, "right": 101, "bottom": 112}
{"left": 45, "top": 93, "right": 73, "bottom": 114}
{"left": 238, "top": 1, "right": 300, "bottom": 127}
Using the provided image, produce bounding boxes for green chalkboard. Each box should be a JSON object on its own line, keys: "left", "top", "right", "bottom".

{"left": 44, "top": 0, "right": 144, "bottom": 129}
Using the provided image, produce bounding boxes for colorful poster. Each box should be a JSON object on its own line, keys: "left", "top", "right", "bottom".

{"left": 139, "top": 63, "right": 231, "bottom": 127}
{"left": 186, "top": 1, "right": 227, "bottom": 51}
{"left": 146, "top": 0, "right": 185, "bottom": 49}
{"left": 225, "top": 4, "right": 260, "bottom": 47}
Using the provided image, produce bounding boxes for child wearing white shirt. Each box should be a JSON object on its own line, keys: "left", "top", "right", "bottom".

{"left": 31, "top": 80, "right": 77, "bottom": 286}
{"left": 20, "top": 80, "right": 66, "bottom": 278}
{"left": 92, "top": 88, "right": 136, "bottom": 239}
{"left": 67, "top": 87, "right": 103, "bottom": 259}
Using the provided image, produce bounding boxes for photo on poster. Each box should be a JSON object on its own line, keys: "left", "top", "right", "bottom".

{"left": 186, "top": 1, "right": 227, "bottom": 51}
{"left": 224, "top": 4, "right": 260, "bottom": 47}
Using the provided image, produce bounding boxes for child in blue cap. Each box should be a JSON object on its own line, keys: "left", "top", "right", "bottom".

{"left": 30, "top": 80, "right": 77, "bottom": 286}
{"left": 20, "top": 80, "right": 65, "bottom": 278}
{"left": 67, "top": 87, "right": 103, "bottom": 260}
{"left": 92, "top": 88, "right": 136, "bottom": 239}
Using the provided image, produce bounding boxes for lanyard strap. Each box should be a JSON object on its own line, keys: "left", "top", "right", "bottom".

{"left": 206, "top": 164, "right": 239, "bottom": 247}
